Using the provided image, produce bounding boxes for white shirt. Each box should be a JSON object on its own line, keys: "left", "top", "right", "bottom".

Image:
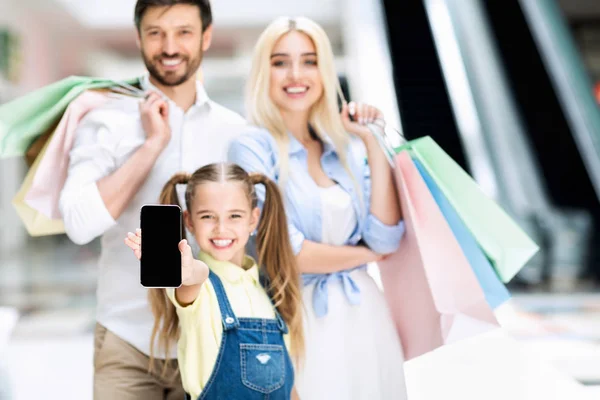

{"left": 319, "top": 184, "right": 358, "bottom": 246}
{"left": 59, "top": 75, "right": 247, "bottom": 358}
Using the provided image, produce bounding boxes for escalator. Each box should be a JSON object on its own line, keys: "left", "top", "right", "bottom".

{"left": 482, "top": 0, "right": 598, "bottom": 211}
{"left": 379, "top": 0, "right": 600, "bottom": 285}
{"left": 481, "top": 0, "right": 600, "bottom": 282}
{"left": 380, "top": 0, "right": 469, "bottom": 173}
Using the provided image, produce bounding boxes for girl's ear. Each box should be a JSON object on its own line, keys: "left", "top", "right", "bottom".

{"left": 183, "top": 210, "right": 194, "bottom": 232}
{"left": 249, "top": 207, "right": 261, "bottom": 233}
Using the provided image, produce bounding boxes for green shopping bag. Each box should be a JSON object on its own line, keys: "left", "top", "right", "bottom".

{"left": 0, "top": 75, "right": 140, "bottom": 158}
{"left": 395, "top": 136, "right": 539, "bottom": 283}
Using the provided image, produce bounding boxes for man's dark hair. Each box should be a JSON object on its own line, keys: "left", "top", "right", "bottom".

{"left": 134, "top": 0, "right": 212, "bottom": 32}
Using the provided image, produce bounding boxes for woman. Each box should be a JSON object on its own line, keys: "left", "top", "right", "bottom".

{"left": 228, "top": 16, "right": 407, "bottom": 399}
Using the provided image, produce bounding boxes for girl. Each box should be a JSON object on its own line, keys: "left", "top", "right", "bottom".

{"left": 228, "top": 17, "right": 408, "bottom": 399}
{"left": 124, "top": 162, "right": 303, "bottom": 400}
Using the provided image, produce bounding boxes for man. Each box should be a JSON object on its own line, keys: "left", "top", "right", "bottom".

{"left": 59, "top": 1, "right": 246, "bottom": 398}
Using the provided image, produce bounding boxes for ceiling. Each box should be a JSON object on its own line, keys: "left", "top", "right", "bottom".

{"left": 18, "top": 0, "right": 344, "bottom": 60}
{"left": 34, "top": 0, "right": 600, "bottom": 27}
{"left": 50, "top": 0, "right": 341, "bottom": 29}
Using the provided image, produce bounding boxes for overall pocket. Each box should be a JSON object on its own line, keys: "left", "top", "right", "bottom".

{"left": 240, "top": 343, "right": 286, "bottom": 394}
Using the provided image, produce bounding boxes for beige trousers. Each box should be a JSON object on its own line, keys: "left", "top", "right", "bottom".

{"left": 94, "top": 323, "right": 185, "bottom": 400}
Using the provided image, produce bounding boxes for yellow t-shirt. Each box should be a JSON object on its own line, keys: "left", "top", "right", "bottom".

{"left": 166, "top": 252, "right": 290, "bottom": 399}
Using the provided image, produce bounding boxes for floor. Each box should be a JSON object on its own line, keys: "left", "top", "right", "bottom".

{"left": 1, "top": 235, "right": 600, "bottom": 399}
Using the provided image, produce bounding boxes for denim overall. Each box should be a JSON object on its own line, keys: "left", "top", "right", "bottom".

{"left": 186, "top": 270, "right": 295, "bottom": 400}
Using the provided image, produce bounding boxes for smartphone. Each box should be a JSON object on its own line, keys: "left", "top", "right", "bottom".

{"left": 140, "top": 204, "right": 182, "bottom": 288}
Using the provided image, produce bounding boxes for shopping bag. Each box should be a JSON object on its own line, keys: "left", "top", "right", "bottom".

{"left": 25, "top": 127, "right": 55, "bottom": 167}
{"left": 12, "top": 133, "right": 65, "bottom": 236}
{"left": 414, "top": 158, "right": 511, "bottom": 309}
{"left": 0, "top": 75, "right": 140, "bottom": 158}
{"left": 396, "top": 136, "right": 539, "bottom": 283}
{"left": 378, "top": 152, "right": 499, "bottom": 360}
{"left": 24, "top": 90, "right": 110, "bottom": 219}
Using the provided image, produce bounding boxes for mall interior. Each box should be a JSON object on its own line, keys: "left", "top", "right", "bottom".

{"left": 1, "top": 0, "right": 600, "bottom": 398}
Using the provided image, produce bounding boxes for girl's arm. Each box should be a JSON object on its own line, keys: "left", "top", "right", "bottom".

{"left": 125, "top": 230, "right": 209, "bottom": 305}
{"left": 174, "top": 239, "right": 209, "bottom": 305}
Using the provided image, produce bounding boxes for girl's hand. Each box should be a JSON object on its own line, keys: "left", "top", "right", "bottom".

{"left": 179, "top": 239, "right": 209, "bottom": 286}
{"left": 124, "top": 228, "right": 142, "bottom": 260}
{"left": 340, "top": 101, "right": 384, "bottom": 142}
{"left": 125, "top": 231, "right": 208, "bottom": 287}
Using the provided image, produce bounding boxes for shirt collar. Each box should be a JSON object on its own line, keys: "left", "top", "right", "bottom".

{"left": 198, "top": 251, "right": 260, "bottom": 285}
{"left": 139, "top": 73, "right": 210, "bottom": 109}
{"left": 287, "top": 130, "right": 336, "bottom": 157}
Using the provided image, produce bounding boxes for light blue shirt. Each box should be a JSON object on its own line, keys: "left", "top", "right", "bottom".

{"left": 228, "top": 127, "right": 405, "bottom": 317}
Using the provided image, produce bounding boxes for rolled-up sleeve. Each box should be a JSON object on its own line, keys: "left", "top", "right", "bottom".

{"left": 228, "top": 130, "right": 306, "bottom": 255}
{"left": 363, "top": 213, "right": 405, "bottom": 255}
{"left": 59, "top": 112, "right": 118, "bottom": 245}
{"left": 166, "top": 287, "right": 202, "bottom": 313}
{"left": 360, "top": 152, "right": 405, "bottom": 255}
{"left": 288, "top": 222, "right": 306, "bottom": 255}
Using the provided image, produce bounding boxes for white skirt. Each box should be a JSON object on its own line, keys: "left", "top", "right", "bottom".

{"left": 295, "top": 268, "right": 408, "bottom": 400}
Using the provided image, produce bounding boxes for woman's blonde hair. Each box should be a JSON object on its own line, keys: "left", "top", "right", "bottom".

{"left": 246, "top": 16, "right": 356, "bottom": 188}
{"left": 148, "top": 162, "right": 304, "bottom": 375}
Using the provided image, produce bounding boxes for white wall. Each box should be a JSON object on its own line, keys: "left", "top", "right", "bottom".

{"left": 341, "top": 0, "right": 403, "bottom": 144}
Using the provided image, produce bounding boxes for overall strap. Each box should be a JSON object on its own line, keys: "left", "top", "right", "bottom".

{"left": 208, "top": 270, "right": 239, "bottom": 331}
{"left": 259, "top": 271, "right": 289, "bottom": 334}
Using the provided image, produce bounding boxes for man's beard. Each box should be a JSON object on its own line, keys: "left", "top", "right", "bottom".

{"left": 142, "top": 45, "right": 203, "bottom": 87}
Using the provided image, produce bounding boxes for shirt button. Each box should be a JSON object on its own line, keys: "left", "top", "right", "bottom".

{"left": 225, "top": 317, "right": 234, "bottom": 324}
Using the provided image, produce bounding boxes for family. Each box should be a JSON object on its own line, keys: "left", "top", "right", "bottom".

{"left": 59, "top": 0, "right": 407, "bottom": 398}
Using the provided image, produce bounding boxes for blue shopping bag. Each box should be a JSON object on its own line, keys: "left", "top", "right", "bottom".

{"left": 414, "top": 158, "right": 511, "bottom": 309}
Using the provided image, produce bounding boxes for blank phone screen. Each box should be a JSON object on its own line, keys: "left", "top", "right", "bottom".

{"left": 140, "top": 204, "right": 182, "bottom": 288}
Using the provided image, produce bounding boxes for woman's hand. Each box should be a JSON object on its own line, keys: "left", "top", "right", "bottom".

{"left": 357, "top": 245, "right": 386, "bottom": 264}
{"left": 340, "top": 101, "right": 384, "bottom": 142}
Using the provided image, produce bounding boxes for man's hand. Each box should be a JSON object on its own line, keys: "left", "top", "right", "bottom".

{"left": 140, "top": 91, "right": 171, "bottom": 151}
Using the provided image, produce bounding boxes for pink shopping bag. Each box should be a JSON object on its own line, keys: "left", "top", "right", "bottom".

{"left": 24, "top": 90, "right": 110, "bottom": 219}
{"left": 378, "top": 151, "right": 499, "bottom": 360}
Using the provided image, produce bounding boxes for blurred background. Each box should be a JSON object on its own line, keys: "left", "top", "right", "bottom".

{"left": 1, "top": 0, "right": 600, "bottom": 398}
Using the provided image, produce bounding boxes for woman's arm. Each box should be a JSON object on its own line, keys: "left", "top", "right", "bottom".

{"left": 341, "top": 103, "right": 405, "bottom": 255}
{"left": 296, "top": 240, "right": 382, "bottom": 274}
{"left": 342, "top": 102, "right": 401, "bottom": 225}
{"left": 362, "top": 133, "right": 401, "bottom": 224}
